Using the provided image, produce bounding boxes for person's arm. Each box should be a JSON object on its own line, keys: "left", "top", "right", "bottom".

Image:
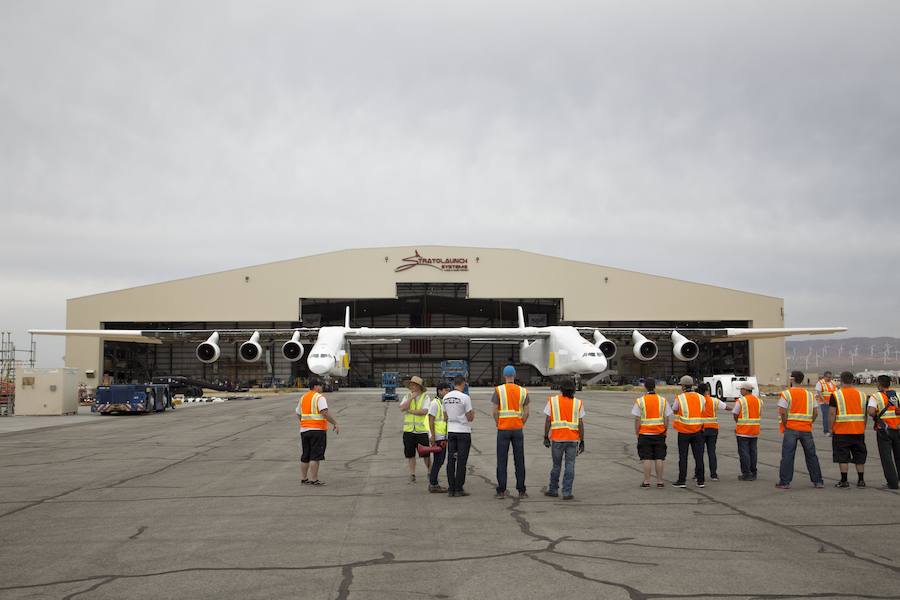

{"left": 320, "top": 408, "right": 340, "bottom": 434}
{"left": 523, "top": 395, "right": 530, "bottom": 424}
{"left": 399, "top": 395, "right": 411, "bottom": 411}
{"left": 466, "top": 409, "right": 475, "bottom": 422}
{"left": 491, "top": 403, "right": 499, "bottom": 425}
{"left": 634, "top": 415, "right": 641, "bottom": 436}
{"left": 811, "top": 404, "right": 818, "bottom": 424}
{"left": 428, "top": 414, "right": 436, "bottom": 442}
{"left": 544, "top": 415, "right": 551, "bottom": 443}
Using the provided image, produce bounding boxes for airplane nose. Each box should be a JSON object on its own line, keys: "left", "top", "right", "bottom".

{"left": 583, "top": 356, "right": 608, "bottom": 373}
{"left": 308, "top": 356, "right": 335, "bottom": 375}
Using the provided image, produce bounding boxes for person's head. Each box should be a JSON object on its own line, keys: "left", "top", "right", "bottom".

{"left": 790, "top": 371, "right": 805, "bottom": 386}
{"left": 436, "top": 381, "right": 451, "bottom": 398}
{"left": 679, "top": 375, "right": 694, "bottom": 391}
{"left": 698, "top": 382, "right": 710, "bottom": 396}
{"left": 309, "top": 376, "right": 323, "bottom": 391}
{"left": 644, "top": 377, "right": 656, "bottom": 393}
{"left": 877, "top": 374, "right": 892, "bottom": 391}
{"left": 559, "top": 377, "right": 576, "bottom": 398}
{"left": 502, "top": 365, "right": 516, "bottom": 381}
{"left": 406, "top": 375, "right": 425, "bottom": 395}
{"left": 840, "top": 371, "right": 854, "bottom": 385}
{"left": 739, "top": 381, "right": 754, "bottom": 396}
{"left": 453, "top": 375, "right": 467, "bottom": 391}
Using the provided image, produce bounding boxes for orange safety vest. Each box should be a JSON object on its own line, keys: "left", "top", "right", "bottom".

{"left": 871, "top": 392, "right": 900, "bottom": 430}
{"left": 702, "top": 394, "right": 719, "bottom": 430}
{"left": 818, "top": 379, "right": 837, "bottom": 402}
{"left": 298, "top": 391, "right": 327, "bottom": 430}
{"left": 735, "top": 394, "right": 762, "bottom": 437}
{"left": 496, "top": 384, "right": 527, "bottom": 430}
{"left": 548, "top": 395, "right": 582, "bottom": 441}
{"left": 831, "top": 387, "right": 866, "bottom": 435}
{"left": 781, "top": 388, "right": 814, "bottom": 432}
{"left": 673, "top": 392, "right": 706, "bottom": 434}
{"left": 636, "top": 393, "right": 667, "bottom": 435}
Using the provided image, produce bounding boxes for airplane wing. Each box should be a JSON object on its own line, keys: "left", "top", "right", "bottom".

{"left": 344, "top": 327, "right": 550, "bottom": 344}
{"left": 28, "top": 328, "right": 320, "bottom": 344}
{"left": 575, "top": 327, "right": 847, "bottom": 342}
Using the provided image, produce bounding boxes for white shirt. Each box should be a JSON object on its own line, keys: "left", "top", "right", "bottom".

{"left": 543, "top": 398, "right": 586, "bottom": 418}
{"left": 442, "top": 390, "right": 473, "bottom": 433}
{"left": 427, "top": 397, "right": 448, "bottom": 440}
{"left": 296, "top": 395, "right": 328, "bottom": 433}
{"left": 630, "top": 395, "right": 674, "bottom": 417}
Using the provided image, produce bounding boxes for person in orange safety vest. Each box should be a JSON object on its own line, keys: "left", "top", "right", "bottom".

{"left": 868, "top": 374, "right": 900, "bottom": 490}
{"left": 732, "top": 381, "right": 762, "bottom": 481}
{"left": 492, "top": 365, "right": 530, "bottom": 499}
{"left": 672, "top": 375, "right": 707, "bottom": 488}
{"left": 296, "top": 376, "right": 340, "bottom": 486}
{"left": 542, "top": 378, "right": 584, "bottom": 500}
{"left": 632, "top": 378, "right": 673, "bottom": 488}
{"left": 776, "top": 370, "right": 824, "bottom": 489}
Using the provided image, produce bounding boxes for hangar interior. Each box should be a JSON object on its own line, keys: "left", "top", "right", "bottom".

{"left": 102, "top": 282, "right": 750, "bottom": 387}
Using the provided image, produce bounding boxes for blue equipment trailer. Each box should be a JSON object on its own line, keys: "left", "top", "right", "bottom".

{"left": 381, "top": 371, "right": 399, "bottom": 402}
{"left": 93, "top": 384, "right": 174, "bottom": 414}
{"left": 440, "top": 360, "right": 469, "bottom": 393}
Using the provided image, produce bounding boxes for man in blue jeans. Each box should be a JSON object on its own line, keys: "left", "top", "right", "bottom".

{"left": 541, "top": 379, "right": 585, "bottom": 500}
{"left": 492, "top": 365, "right": 530, "bottom": 499}
{"left": 777, "top": 370, "right": 824, "bottom": 489}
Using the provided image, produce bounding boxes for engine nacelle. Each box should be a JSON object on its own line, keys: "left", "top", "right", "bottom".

{"left": 239, "top": 331, "right": 262, "bottom": 362}
{"left": 196, "top": 332, "right": 220, "bottom": 363}
{"left": 282, "top": 331, "right": 305, "bottom": 362}
{"left": 631, "top": 330, "right": 658, "bottom": 362}
{"left": 592, "top": 330, "right": 617, "bottom": 360}
{"left": 671, "top": 331, "right": 700, "bottom": 362}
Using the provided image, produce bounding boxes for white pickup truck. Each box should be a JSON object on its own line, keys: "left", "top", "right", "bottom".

{"left": 703, "top": 374, "right": 759, "bottom": 401}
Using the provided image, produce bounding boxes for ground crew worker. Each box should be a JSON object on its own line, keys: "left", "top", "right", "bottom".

{"left": 443, "top": 376, "right": 475, "bottom": 497}
{"left": 829, "top": 371, "right": 868, "bottom": 488}
{"left": 542, "top": 378, "right": 585, "bottom": 500}
{"left": 427, "top": 381, "right": 451, "bottom": 493}
{"left": 672, "top": 375, "right": 706, "bottom": 488}
{"left": 399, "top": 375, "right": 432, "bottom": 483}
{"left": 699, "top": 382, "right": 727, "bottom": 482}
{"left": 632, "top": 378, "right": 673, "bottom": 488}
{"left": 296, "top": 376, "right": 340, "bottom": 486}
{"left": 733, "top": 381, "right": 762, "bottom": 481}
{"left": 816, "top": 371, "right": 837, "bottom": 436}
{"left": 492, "top": 365, "right": 530, "bottom": 499}
{"left": 867, "top": 374, "right": 900, "bottom": 490}
{"left": 776, "top": 370, "right": 824, "bottom": 489}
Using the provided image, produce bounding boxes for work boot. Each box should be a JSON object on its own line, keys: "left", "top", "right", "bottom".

{"left": 429, "top": 484, "right": 447, "bottom": 493}
{"left": 834, "top": 481, "right": 850, "bottom": 488}
{"left": 541, "top": 487, "right": 559, "bottom": 498}
{"left": 517, "top": 491, "right": 529, "bottom": 499}
{"left": 494, "top": 490, "right": 509, "bottom": 499}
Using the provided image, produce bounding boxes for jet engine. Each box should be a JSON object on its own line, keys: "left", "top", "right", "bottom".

{"left": 282, "top": 331, "right": 305, "bottom": 362}
{"left": 196, "top": 332, "right": 220, "bottom": 363}
{"left": 671, "top": 331, "right": 700, "bottom": 362}
{"left": 592, "top": 331, "right": 618, "bottom": 360}
{"left": 631, "top": 330, "right": 658, "bottom": 361}
{"left": 239, "top": 331, "right": 263, "bottom": 362}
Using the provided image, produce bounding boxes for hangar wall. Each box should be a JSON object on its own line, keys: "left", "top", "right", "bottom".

{"left": 64, "top": 247, "right": 787, "bottom": 385}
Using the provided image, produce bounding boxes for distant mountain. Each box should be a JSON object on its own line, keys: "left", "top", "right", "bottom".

{"left": 786, "top": 337, "right": 900, "bottom": 373}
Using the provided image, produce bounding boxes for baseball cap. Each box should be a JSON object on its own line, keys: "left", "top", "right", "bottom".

{"left": 502, "top": 365, "right": 516, "bottom": 377}
{"left": 739, "top": 381, "right": 755, "bottom": 391}
{"left": 436, "top": 380, "right": 451, "bottom": 391}
{"left": 679, "top": 375, "right": 694, "bottom": 386}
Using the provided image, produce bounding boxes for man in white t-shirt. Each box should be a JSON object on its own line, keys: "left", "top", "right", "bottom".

{"left": 442, "top": 376, "right": 475, "bottom": 497}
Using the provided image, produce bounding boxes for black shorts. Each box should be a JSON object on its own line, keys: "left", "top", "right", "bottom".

{"left": 300, "top": 430, "right": 327, "bottom": 462}
{"left": 403, "top": 431, "right": 430, "bottom": 458}
{"left": 637, "top": 435, "right": 667, "bottom": 460}
{"left": 832, "top": 434, "right": 867, "bottom": 464}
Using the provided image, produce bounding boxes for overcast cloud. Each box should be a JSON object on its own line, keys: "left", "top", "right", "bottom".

{"left": 2, "top": 0, "right": 898, "bottom": 366}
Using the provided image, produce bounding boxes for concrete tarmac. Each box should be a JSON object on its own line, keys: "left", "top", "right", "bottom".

{"left": 0, "top": 389, "right": 897, "bottom": 600}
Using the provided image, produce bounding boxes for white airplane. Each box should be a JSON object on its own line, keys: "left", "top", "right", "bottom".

{"left": 31, "top": 306, "right": 846, "bottom": 378}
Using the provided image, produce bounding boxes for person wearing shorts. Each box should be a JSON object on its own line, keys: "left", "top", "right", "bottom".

{"left": 297, "top": 377, "right": 340, "bottom": 486}
{"left": 830, "top": 371, "right": 868, "bottom": 488}
{"left": 399, "top": 375, "right": 432, "bottom": 483}
{"left": 632, "top": 378, "right": 672, "bottom": 487}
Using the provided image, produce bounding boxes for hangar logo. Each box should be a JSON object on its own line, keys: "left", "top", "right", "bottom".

{"left": 394, "top": 250, "right": 469, "bottom": 272}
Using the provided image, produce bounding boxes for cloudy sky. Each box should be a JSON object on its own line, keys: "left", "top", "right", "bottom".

{"left": 2, "top": 0, "right": 898, "bottom": 366}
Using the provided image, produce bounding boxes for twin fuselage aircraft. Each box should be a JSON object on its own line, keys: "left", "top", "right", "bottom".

{"left": 31, "top": 307, "right": 846, "bottom": 379}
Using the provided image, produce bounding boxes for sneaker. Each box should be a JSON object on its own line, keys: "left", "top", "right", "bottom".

{"left": 857, "top": 480, "right": 866, "bottom": 488}
{"left": 562, "top": 495, "right": 574, "bottom": 500}
{"left": 429, "top": 485, "right": 447, "bottom": 493}
{"left": 814, "top": 482, "right": 825, "bottom": 489}
{"left": 696, "top": 482, "right": 705, "bottom": 488}
{"left": 775, "top": 483, "right": 791, "bottom": 489}
{"left": 737, "top": 475, "right": 752, "bottom": 481}
{"left": 308, "top": 480, "right": 326, "bottom": 486}
{"left": 301, "top": 479, "right": 310, "bottom": 485}
{"left": 448, "top": 491, "right": 457, "bottom": 497}
{"left": 835, "top": 481, "right": 850, "bottom": 488}
{"left": 494, "top": 490, "right": 509, "bottom": 499}
{"left": 517, "top": 491, "right": 529, "bottom": 499}
{"left": 710, "top": 476, "right": 719, "bottom": 482}
{"left": 409, "top": 474, "right": 416, "bottom": 483}
{"left": 673, "top": 481, "right": 687, "bottom": 488}
{"left": 457, "top": 491, "right": 470, "bottom": 497}
{"left": 542, "top": 487, "right": 559, "bottom": 497}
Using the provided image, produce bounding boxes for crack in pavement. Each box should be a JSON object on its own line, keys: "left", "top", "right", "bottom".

{"left": 128, "top": 525, "right": 148, "bottom": 540}
{"left": 0, "top": 485, "right": 84, "bottom": 520}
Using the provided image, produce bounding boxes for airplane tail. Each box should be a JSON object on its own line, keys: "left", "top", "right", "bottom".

{"left": 345, "top": 306, "right": 350, "bottom": 328}
{"left": 517, "top": 306, "right": 525, "bottom": 329}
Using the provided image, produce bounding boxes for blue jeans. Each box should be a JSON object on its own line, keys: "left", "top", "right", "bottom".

{"left": 779, "top": 429, "right": 823, "bottom": 485}
{"left": 819, "top": 403, "right": 830, "bottom": 433}
{"left": 549, "top": 441, "right": 578, "bottom": 496}
{"left": 429, "top": 443, "right": 446, "bottom": 487}
{"left": 736, "top": 436, "right": 758, "bottom": 477}
{"left": 496, "top": 429, "right": 526, "bottom": 493}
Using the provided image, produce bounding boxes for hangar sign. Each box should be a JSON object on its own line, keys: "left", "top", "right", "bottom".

{"left": 394, "top": 249, "right": 469, "bottom": 272}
